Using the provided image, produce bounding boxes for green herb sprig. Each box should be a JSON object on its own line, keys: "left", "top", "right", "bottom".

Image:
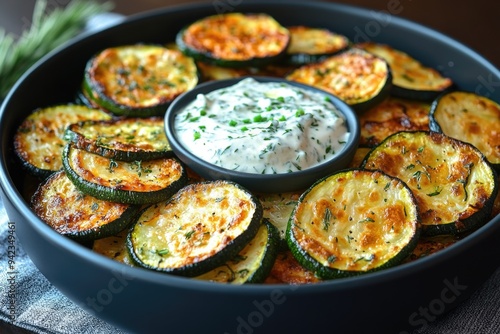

{"left": 0, "top": 0, "right": 113, "bottom": 99}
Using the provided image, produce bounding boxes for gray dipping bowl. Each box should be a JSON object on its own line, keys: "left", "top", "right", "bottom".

{"left": 165, "top": 76, "right": 360, "bottom": 193}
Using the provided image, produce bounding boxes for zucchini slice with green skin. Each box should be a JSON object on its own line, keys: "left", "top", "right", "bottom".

{"left": 285, "top": 25, "right": 350, "bottom": 65}
{"left": 287, "top": 168, "right": 420, "bottom": 279}
{"left": 355, "top": 42, "right": 453, "bottom": 101}
{"left": 176, "top": 13, "right": 290, "bottom": 68}
{"left": 64, "top": 116, "right": 173, "bottom": 161}
{"left": 127, "top": 180, "right": 263, "bottom": 277}
{"left": 62, "top": 143, "right": 187, "bottom": 205}
{"left": 196, "top": 219, "right": 279, "bottom": 284}
{"left": 13, "top": 104, "right": 112, "bottom": 179}
{"left": 83, "top": 44, "right": 199, "bottom": 117}
{"left": 31, "top": 171, "right": 141, "bottom": 242}
{"left": 361, "top": 131, "right": 498, "bottom": 235}
{"left": 359, "top": 96, "right": 430, "bottom": 148}
{"left": 256, "top": 191, "right": 302, "bottom": 250}
{"left": 286, "top": 48, "right": 392, "bottom": 112}
{"left": 429, "top": 91, "right": 500, "bottom": 171}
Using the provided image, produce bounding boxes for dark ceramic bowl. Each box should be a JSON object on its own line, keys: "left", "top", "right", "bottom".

{"left": 1, "top": 1, "right": 500, "bottom": 334}
{"left": 165, "top": 76, "right": 360, "bottom": 193}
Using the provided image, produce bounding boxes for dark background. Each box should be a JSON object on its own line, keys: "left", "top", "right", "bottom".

{"left": 2, "top": 0, "right": 499, "bottom": 68}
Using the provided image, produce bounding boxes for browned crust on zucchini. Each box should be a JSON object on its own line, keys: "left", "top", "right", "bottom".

{"left": 359, "top": 97, "right": 430, "bottom": 147}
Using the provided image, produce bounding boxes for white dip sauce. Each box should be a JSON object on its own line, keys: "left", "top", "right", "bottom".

{"left": 174, "top": 78, "right": 350, "bottom": 174}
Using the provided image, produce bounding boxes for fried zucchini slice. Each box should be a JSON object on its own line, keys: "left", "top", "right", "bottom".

{"left": 176, "top": 13, "right": 290, "bottom": 68}
{"left": 362, "top": 131, "right": 498, "bottom": 235}
{"left": 286, "top": 48, "right": 392, "bottom": 111}
{"left": 196, "top": 220, "right": 279, "bottom": 284}
{"left": 13, "top": 104, "right": 112, "bottom": 179}
{"left": 429, "top": 91, "right": 500, "bottom": 171}
{"left": 256, "top": 191, "right": 302, "bottom": 249}
{"left": 93, "top": 229, "right": 136, "bottom": 265}
{"left": 264, "top": 250, "right": 321, "bottom": 284}
{"left": 64, "top": 116, "right": 172, "bottom": 161}
{"left": 359, "top": 97, "right": 430, "bottom": 147}
{"left": 287, "top": 169, "right": 420, "bottom": 279}
{"left": 62, "top": 143, "right": 187, "bottom": 205}
{"left": 356, "top": 42, "right": 453, "bottom": 101}
{"left": 286, "top": 25, "right": 350, "bottom": 65}
{"left": 31, "top": 171, "right": 141, "bottom": 242}
{"left": 83, "top": 44, "right": 199, "bottom": 117}
{"left": 127, "top": 180, "right": 263, "bottom": 277}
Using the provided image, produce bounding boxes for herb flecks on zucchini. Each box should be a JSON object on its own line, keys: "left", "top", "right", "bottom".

{"left": 356, "top": 42, "right": 453, "bottom": 101}
{"left": 362, "top": 131, "right": 498, "bottom": 235}
{"left": 31, "top": 171, "right": 141, "bottom": 242}
{"left": 13, "top": 104, "right": 112, "bottom": 179}
{"left": 196, "top": 219, "right": 279, "bottom": 284}
{"left": 176, "top": 13, "right": 290, "bottom": 68}
{"left": 286, "top": 48, "right": 392, "bottom": 111}
{"left": 62, "top": 143, "right": 187, "bottom": 205}
{"left": 429, "top": 91, "right": 500, "bottom": 171}
{"left": 127, "top": 180, "right": 263, "bottom": 277}
{"left": 286, "top": 25, "right": 350, "bottom": 65}
{"left": 65, "top": 116, "right": 172, "bottom": 161}
{"left": 287, "top": 169, "right": 420, "bottom": 279}
{"left": 359, "top": 97, "right": 430, "bottom": 148}
{"left": 84, "top": 44, "right": 199, "bottom": 117}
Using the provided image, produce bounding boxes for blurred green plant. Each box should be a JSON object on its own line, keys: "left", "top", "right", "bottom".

{"left": 0, "top": 0, "right": 113, "bottom": 100}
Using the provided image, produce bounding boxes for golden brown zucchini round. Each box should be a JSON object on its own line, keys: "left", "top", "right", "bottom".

{"left": 286, "top": 48, "right": 392, "bottom": 112}
{"left": 355, "top": 42, "right": 453, "bottom": 101}
{"left": 176, "top": 13, "right": 290, "bottom": 68}
{"left": 285, "top": 25, "right": 350, "bottom": 65}
{"left": 359, "top": 96, "right": 430, "bottom": 148}
{"left": 127, "top": 180, "right": 263, "bottom": 277}
{"left": 13, "top": 104, "right": 112, "bottom": 179}
{"left": 62, "top": 143, "right": 187, "bottom": 205}
{"left": 64, "top": 116, "right": 173, "bottom": 162}
{"left": 83, "top": 44, "right": 199, "bottom": 117}
{"left": 31, "top": 171, "right": 141, "bottom": 242}
{"left": 361, "top": 131, "right": 498, "bottom": 235}
{"left": 429, "top": 91, "right": 500, "bottom": 171}
{"left": 287, "top": 168, "right": 420, "bottom": 279}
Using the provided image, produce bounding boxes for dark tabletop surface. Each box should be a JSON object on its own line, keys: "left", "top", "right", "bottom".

{"left": 1, "top": 1, "right": 499, "bottom": 333}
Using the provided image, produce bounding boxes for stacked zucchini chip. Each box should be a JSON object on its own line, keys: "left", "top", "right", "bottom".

{"left": 81, "top": 44, "right": 199, "bottom": 117}
{"left": 17, "top": 11, "right": 500, "bottom": 284}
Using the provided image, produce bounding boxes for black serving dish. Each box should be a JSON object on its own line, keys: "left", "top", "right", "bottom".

{"left": 165, "top": 76, "right": 360, "bottom": 193}
{"left": 1, "top": 1, "right": 499, "bottom": 333}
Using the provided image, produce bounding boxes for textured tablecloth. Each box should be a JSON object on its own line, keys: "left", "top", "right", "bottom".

{"left": 1, "top": 11, "right": 500, "bottom": 334}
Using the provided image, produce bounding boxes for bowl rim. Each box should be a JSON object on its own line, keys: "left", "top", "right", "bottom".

{"left": 164, "top": 75, "right": 361, "bottom": 192}
{"left": 0, "top": 0, "right": 499, "bottom": 296}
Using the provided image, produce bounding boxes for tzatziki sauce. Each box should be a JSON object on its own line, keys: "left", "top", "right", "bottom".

{"left": 174, "top": 78, "right": 350, "bottom": 174}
